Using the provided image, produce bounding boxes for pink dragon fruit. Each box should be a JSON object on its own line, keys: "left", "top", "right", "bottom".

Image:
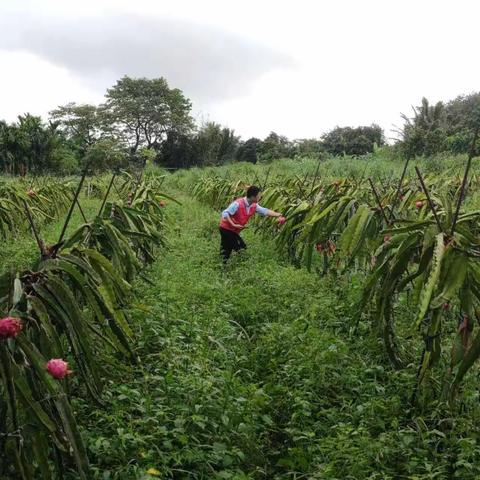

{"left": 0, "top": 317, "right": 23, "bottom": 339}
{"left": 278, "top": 216, "right": 286, "bottom": 226}
{"left": 46, "top": 359, "right": 72, "bottom": 379}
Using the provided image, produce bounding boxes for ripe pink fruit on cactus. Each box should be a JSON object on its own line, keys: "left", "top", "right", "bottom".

{"left": 316, "top": 243, "right": 324, "bottom": 252}
{"left": 159, "top": 200, "right": 166, "bottom": 207}
{"left": 278, "top": 216, "right": 286, "bottom": 225}
{"left": 415, "top": 200, "right": 423, "bottom": 209}
{"left": 46, "top": 359, "right": 72, "bottom": 379}
{"left": 384, "top": 234, "right": 391, "bottom": 242}
{"left": 0, "top": 317, "right": 22, "bottom": 339}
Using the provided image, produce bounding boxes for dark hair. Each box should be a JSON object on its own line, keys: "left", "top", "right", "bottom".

{"left": 246, "top": 185, "right": 261, "bottom": 198}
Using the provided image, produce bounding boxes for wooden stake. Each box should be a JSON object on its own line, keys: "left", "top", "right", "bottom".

{"left": 368, "top": 178, "right": 389, "bottom": 224}
{"left": 98, "top": 173, "right": 117, "bottom": 217}
{"left": 262, "top": 165, "right": 272, "bottom": 190}
{"left": 22, "top": 199, "right": 45, "bottom": 256}
{"left": 58, "top": 162, "right": 90, "bottom": 244}
{"left": 309, "top": 160, "right": 321, "bottom": 197}
{"left": 390, "top": 156, "right": 411, "bottom": 222}
{"left": 450, "top": 126, "right": 479, "bottom": 236}
{"left": 415, "top": 167, "right": 443, "bottom": 233}
{"left": 74, "top": 195, "right": 88, "bottom": 223}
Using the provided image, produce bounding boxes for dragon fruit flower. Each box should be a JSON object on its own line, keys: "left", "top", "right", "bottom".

{"left": 0, "top": 317, "right": 23, "bottom": 339}
{"left": 46, "top": 359, "right": 72, "bottom": 379}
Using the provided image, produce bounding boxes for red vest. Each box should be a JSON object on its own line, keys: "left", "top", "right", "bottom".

{"left": 219, "top": 197, "right": 257, "bottom": 234}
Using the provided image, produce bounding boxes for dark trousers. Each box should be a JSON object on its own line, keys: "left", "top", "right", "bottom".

{"left": 219, "top": 227, "right": 246, "bottom": 261}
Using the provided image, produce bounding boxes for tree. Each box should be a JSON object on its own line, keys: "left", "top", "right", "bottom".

{"left": 217, "top": 127, "right": 240, "bottom": 163}
{"left": 445, "top": 92, "right": 480, "bottom": 132}
{"left": 399, "top": 98, "right": 447, "bottom": 158}
{"left": 103, "top": 76, "right": 194, "bottom": 154}
{"left": 236, "top": 138, "right": 261, "bottom": 164}
{"left": 49, "top": 103, "right": 102, "bottom": 152}
{"left": 293, "top": 138, "right": 325, "bottom": 159}
{"left": 444, "top": 93, "right": 480, "bottom": 154}
{"left": 0, "top": 114, "right": 72, "bottom": 174}
{"left": 398, "top": 94, "right": 480, "bottom": 157}
{"left": 83, "top": 138, "right": 128, "bottom": 172}
{"left": 322, "top": 124, "right": 384, "bottom": 156}
{"left": 0, "top": 120, "right": 17, "bottom": 174}
{"left": 195, "top": 122, "right": 240, "bottom": 166}
{"left": 258, "top": 132, "right": 294, "bottom": 161}
{"left": 155, "top": 131, "right": 199, "bottom": 169}
{"left": 196, "top": 122, "right": 224, "bottom": 165}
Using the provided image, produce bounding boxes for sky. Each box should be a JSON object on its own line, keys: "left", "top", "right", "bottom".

{"left": 0, "top": 0, "right": 479, "bottom": 141}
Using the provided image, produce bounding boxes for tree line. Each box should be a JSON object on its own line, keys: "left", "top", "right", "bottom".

{"left": 399, "top": 94, "right": 480, "bottom": 158}
{"left": 0, "top": 75, "right": 479, "bottom": 174}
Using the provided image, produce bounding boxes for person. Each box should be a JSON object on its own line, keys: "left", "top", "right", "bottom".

{"left": 219, "top": 185, "right": 285, "bottom": 262}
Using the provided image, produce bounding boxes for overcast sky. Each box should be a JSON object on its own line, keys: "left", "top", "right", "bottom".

{"left": 0, "top": 0, "right": 479, "bottom": 141}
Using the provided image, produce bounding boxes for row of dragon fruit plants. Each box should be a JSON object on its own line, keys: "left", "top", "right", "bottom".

{"left": 0, "top": 170, "right": 173, "bottom": 479}
{"left": 192, "top": 152, "right": 480, "bottom": 406}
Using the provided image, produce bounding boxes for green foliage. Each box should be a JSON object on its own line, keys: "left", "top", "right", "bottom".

{"left": 156, "top": 131, "right": 198, "bottom": 168}
{"left": 0, "top": 115, "right": 78, "bottom": 174}
{"left": 50, "top": 103, "right": 102, "bottom": 152}
{"left": 257, "top": 131, "right": 295, "bottom": 161}
{"left": 190, "top": 155, "right": 480, "bottom": 403}
{"left": 236, "top": 137, "right": 261, "bottom": 164}
{"left": 400, "top": 98, "right": 448, "bottom": 158}
{"left": 400, "top": 94, "right": 480, "bottom": 158}
{"left": 322, "top": 124, "right": 384, "bottom": 156}
{"left": 83, "top": 138, "right": 128, "bottom": 172}
{"left": 66, "top": 193, "right": 480, "bottom": 479}
{"left": 0, "top": 173, "right": 171, "bottom": 478}
{"left": 103, "top": 76, "right": 194, "bottom": 154}
{"left": 292, "top": 137, "right": 325, "bottom": 159}
{"left": 0, "top": 177, "right": 74, "bottom": 240}
{"left": 138, "top": 148, "right": 156, "bottom": 167}
{"left": 155, "top": 122, "right": 240, "bottom": 169}
{"left": 195, "top": 122, "right": 240, "bottom": 166}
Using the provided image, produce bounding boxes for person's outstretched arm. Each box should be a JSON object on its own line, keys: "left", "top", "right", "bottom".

{"left": 256, "top": 204, "right": 283, "bottom": 218}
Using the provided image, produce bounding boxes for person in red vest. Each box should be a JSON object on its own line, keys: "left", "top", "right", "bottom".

{"left": 219, "top": 185, "right": 285, "bottom": 262}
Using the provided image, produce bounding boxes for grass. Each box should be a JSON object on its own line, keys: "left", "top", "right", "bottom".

{"left": 68, "top": 190, "right": 480, "bottom": 479}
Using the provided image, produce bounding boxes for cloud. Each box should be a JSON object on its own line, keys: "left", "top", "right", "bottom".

{"left": 0, "top": 13, "right": 294, "bottom": 104}
{"left": 0, "top": 50, "right": 103, "bottom": 123}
